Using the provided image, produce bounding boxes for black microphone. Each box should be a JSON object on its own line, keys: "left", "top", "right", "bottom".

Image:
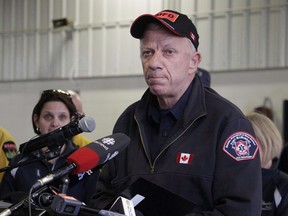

{"left": 19, "top": 116, "right": 96, "bottom": 155}
{"left": 31, "top": 133, "right": 130, "bottom": 191}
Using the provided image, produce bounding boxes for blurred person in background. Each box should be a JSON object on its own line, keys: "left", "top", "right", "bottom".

{"left": 247, "top": 112, "right": 288, "bottom": 216}
{"left": 67, "top": 90, "right": 91, "bottom": 148}
{"left": 0, "top": 127, "right": 17, "bottom": 182}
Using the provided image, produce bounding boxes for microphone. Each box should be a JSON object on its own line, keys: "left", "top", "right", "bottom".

{"left": 19, "top": 116, "right": 96, "bottom": 155}
{"left": 49, "top": 193, "right": 126, "bottom": 216}
{"left": 31, "top": 133, "right": 130, "bottom": 191}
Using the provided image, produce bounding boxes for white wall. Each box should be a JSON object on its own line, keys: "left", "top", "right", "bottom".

{"left": 1, "top": 67, "right": 287, "bottom": 146}
{"left": 0, "top": 0, "right": 287, "bottom": 145}
{"left": 1, "top": 0, "right": 287, "bottom": 80}
{"left": 211, "top": 68, "right": 288, "bottom": 131}
{"left": 0, "top": 76, "right": 146, "bottom": 145}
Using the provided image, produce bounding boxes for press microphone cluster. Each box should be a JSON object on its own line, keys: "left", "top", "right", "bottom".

{"left": 0, "top": 133, "right": 131, "bottom": 216}
{"left": 19, "top": 116, "right": 96, "bottom": 155}
{"left": 31, "top": 133, "right": 131, "bottom": 191}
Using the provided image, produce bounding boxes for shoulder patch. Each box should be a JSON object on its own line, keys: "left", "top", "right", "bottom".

{"left": 2, "top": 141, "right": 17, "bottom": 161}
{"left": 223, "top": 132, "right": 259, "bottom": 161}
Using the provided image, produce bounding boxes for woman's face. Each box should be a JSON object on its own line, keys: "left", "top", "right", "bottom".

{"left": 34, "top": 101, "right": 71, "bottom": 135}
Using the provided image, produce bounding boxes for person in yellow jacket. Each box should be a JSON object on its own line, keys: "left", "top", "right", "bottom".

{"left": 0, "top": 127, "right": 17, "bottom": 182}
{"left": 72, "top": 131, "right": 91, "bottom": 148}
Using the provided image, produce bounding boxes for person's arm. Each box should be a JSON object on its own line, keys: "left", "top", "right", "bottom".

{"left": 0, "top": 167, "right": 23, "bottom": 202}
{"left": 213, "top": 117, "right": 262, "bottom": 215}
{"left": 187, "top": 117, "right": 262, "bottom": 216}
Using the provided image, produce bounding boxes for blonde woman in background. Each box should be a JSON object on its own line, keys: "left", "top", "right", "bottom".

{"left": 247, "top": 112, "right": 288, "bottom": 216}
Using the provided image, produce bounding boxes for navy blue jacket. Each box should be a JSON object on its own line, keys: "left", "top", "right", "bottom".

{"left": 91, "top": 75, "right": 262, "bottom": 215}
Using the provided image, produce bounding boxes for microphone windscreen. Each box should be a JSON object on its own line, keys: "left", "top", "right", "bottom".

{"left": 79, "top": 116, "right": 96, "bottom": 132}
{"left": 67, "top": 133, "right": 130, "bottom": 174}
{"left": 68, "top": 147, "right": 100, "bottom": 174}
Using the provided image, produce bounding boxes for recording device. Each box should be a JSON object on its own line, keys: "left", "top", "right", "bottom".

{"left": 19, "top": 116, "right": 96, "bottom": 155}
{"left": 50, "top": 194, "right": 126, "bottom": 216}
{"left": 50, "top": 194, "right": 81, "bottom": 215}
{"left": 31, "top": 133, "right": 131, "bottom": 191}
{"left": 109, "top": 196, "right": 136, "bottom": 216}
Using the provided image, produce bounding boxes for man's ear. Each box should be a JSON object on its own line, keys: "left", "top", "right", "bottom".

{"left": 191, "top": 51, "right": 202, "bottom": 69}
{"left": 188, "top": 52, "right": 202, "bottom": 76}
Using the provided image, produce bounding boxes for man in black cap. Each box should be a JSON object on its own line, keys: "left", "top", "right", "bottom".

{"left": 90, "top": 10, "right": 262, "bottom": 215}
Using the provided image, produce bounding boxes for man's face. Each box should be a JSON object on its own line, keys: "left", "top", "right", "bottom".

{"left": 140, "top": 27, "right": 199, "bottom": 102}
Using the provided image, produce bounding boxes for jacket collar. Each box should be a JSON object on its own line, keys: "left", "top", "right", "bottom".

{"left": 137, "top": 74, "right": 207, "bottom": 126}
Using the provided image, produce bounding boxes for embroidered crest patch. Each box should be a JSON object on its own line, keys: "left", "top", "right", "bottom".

{"left": 223, "top": 132, "right": 259, "bottom": 161}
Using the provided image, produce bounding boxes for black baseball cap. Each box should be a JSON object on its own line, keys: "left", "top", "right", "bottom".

{"left": 130, "top": 10, "right": 199, "bottom": 50}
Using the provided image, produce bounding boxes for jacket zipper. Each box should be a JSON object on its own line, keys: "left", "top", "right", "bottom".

{"left": 135, "top": 116, "right": 153, "bottom": 171}
{"left": 135, "top": 113, "right": 206, "bottom": 174}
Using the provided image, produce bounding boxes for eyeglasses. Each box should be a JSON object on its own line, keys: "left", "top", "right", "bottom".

{"left": 41, "top": 89, "right": 72, "bottom": 99}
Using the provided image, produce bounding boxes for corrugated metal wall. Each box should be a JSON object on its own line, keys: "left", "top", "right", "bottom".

{"left": 0, "top": 0, "right": 287, "bottom": 81}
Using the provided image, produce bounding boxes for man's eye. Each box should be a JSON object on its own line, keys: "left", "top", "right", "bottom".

{"left": 166, "top": 49, "right": 175, "bottom": 55}
{"left": 142, "top": 50, "right": 152, "bottom": 57}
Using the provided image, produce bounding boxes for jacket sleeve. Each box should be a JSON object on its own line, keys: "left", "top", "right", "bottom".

{"left": 0, "top": 166, "right": 22, "bottom": 202}
{"left": 88, "top": 160, "right": 118, "bottom": 210}
{"left": 210, "top": 117, "right": 262, "bottom": 215}
{"left": 185, "top": 117, "right": 262, "bottom": 216}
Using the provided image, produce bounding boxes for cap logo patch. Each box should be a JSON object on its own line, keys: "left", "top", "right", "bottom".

{"left": 155, "top": 12, "right": 179, "bottom": 22}
{"left": 190, "top": 32, "right": 196, "bottom": 42}
{"left": 176, "top": 152, "right": 193, "bottom": 164}
{"left": 223, "top": 132, "right": 259, "bottom": 161}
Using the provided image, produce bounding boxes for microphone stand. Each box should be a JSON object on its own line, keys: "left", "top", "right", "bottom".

{"left": 0, "top": 185, "right": 48, "bottom": 216}
{"left": 49, "top": 194, "right": 126, "bottom": 216}
{"left": 59, "top": 175, "right": 70, "bottom": 194}
{"left": 47, "top": 174, "right": 125, "bottom": 216}
{"left": 0, "top": 145, "right": 64, "bottom": 174}
{"left": 0, "top": 157, "right": 42, "bottom": 173}
{"left": 0, "top": 148, "right": 65, "bottom": 216}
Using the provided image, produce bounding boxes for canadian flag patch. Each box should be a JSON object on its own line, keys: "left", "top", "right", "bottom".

{"left": 176, "top": 152, "right": 193, "bottom": 164}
